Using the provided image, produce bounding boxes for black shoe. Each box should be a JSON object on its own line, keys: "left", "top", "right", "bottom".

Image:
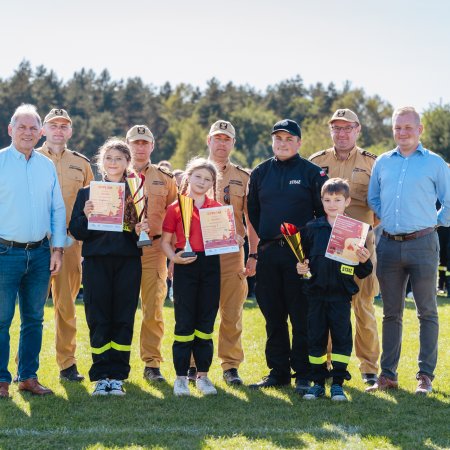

{"left": 187, "top": 367, "right": 197, "bottom": 384}
{"left": 362, "top": 373, "right": 378, "bottom": 386}
{"left": 60, "top": 364, "right": 85, "bottom": 382}
{"left": 143, "top": 367, "right": 166, "bottom": 382}
{"left": 249, "top": 375, "right": 290, "bottom": 390}
{"left": 223, "top": 368, "right": 243, "bottom": 386}
{"left": 294, "top": 378, "right": 311, "bottom": 395}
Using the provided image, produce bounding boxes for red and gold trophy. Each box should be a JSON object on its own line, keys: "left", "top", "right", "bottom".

{"left": 280, "top": 222, "right": 311, "bottom": 279}
{"left": 178, "top": 193, "right": 196, "bottom": 257}
{"left": 126, "top": 173, "right": 152, "bottom": 247}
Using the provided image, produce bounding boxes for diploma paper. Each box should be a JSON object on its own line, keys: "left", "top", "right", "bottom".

{"left": 199, "top": 205, "right": 239, "bottom": 256}
{"left": 325, "top": 214, "right": 370, "bottom": 265}
{"left": 88, "top": 181, "right": 125, "bottom": 232}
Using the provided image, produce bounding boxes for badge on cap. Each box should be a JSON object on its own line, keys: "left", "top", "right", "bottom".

{"left": 337, "top": 110, "right": 346, "bottom": 117}
{"left": 219, "top": 122, "right": 228, "bottom": 130}
{"left": 280, "top": 120, "right": 289, "bottom": 126}
{"left": 54, "top": 109, "right": 64, "bottom": 116}
{"left": 137, "top": 127, "right": 146, "bottom": 134}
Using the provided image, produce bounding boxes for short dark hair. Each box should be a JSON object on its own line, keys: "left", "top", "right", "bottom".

{"left": 321, "top": 177, "right": 350, "bottom": 199}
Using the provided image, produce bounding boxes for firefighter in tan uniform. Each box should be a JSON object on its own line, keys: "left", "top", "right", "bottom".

{"left": 126, "top": 125, "right": 177, "bottom": 382}
{"left": 309, "top": 108, "right": 380, "bottom": 386}
{"left": 206, "top": 120, "right": 258, "bottom": 385}
{"left": 37, "top": 108, "right": 94, "bottom": 381}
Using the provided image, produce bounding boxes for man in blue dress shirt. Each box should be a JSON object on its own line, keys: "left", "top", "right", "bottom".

{"left": 0, "top": 105, "right": 66, "bottom": 398}
{"left": 367, "top": 106, "right": 450, "bottom": 395}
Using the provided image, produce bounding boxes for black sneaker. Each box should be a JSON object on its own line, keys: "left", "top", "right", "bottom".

{"left": 249, "top": 375, "right": 290, "bottom": 390}
{"left": 362, "top": 373, "right": 378, "bottom": 386}
{"left": 303, "top": 383, "right": 326, "bottom": 400}
{"left": 330, "top": 383, "right": 348, "bottom": 401}
{"left": 143, "top": 367, "right": 166, "bottom": 382}
{"left": 187, "top": 367, "right": 197, "bottom": 384}
{"left": 294, "top": 378, "right": 311, "bottom": 395}
{"left": 223, "top": 368, "right": 243, "bottom": 385}
{"left": 60, "top": 364, "right": 85, "bottom": 382}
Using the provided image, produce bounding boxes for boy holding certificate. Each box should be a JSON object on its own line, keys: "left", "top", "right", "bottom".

{"left": 296, "top": 178, "right": 372, "bottom": 401}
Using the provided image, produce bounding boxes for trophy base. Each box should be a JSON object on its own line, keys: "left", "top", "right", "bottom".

{"left": 137, "top": 239, "right": 152, "bottom": 248}
{"left": 180, "top": 251, "right": 196, "bottom": 258}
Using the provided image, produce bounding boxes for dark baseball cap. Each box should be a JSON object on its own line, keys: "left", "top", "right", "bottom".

{"left": 271, "top": 119, "right": 301, "bottom": 138}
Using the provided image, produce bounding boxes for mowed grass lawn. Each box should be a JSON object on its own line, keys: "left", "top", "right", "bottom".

{"left": 1, "top": 295, "right": 449, "bottom": 450}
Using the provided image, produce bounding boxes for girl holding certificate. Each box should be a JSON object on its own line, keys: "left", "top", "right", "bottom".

{"left": 161, "top": 157, "right": 222, "bottom": 397}
{"left": 69, "top": 138, "right": 147, "bottom": 397}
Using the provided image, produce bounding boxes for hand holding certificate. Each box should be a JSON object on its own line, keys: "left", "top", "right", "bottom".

{"left": 325, "top": 214, "right": 370, "bottom": 265}
{"left": 199, "top": 205, "right": 239, "bottom": 256}
{"left": 88, "top": 181, "right": 125, "bottom": 232}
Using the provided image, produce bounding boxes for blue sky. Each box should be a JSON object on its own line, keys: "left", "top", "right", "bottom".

{"left": 1, "top": 0, "right": 449, "bottom": 112}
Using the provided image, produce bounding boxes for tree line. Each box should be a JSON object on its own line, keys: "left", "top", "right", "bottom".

{"left": 1, "top": 60, "right": 449, "bottom": 168}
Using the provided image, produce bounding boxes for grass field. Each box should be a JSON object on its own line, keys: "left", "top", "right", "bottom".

{"left": 1, "top": 295, "right": 449, "bottom": 450}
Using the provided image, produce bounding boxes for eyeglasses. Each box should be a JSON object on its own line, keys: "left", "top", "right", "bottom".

{"left": 330, "top": 125, "right": 358, "bottom": 134}
{"left": 223, "top": 185, "right": 230, "bottom": 205}
{"left": 104, "top": 156, "right": 126, "bottom": 163}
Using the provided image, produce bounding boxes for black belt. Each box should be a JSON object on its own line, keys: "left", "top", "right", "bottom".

{"left": 382, "top": 227, "right": 435, "bottom": 242}
{"left": 0, "top": 236, "right": 48, "bottom": 249}
{"left": 258, "top": 238, "right": 285, "bottom": 251}
{"left": 151, "top": 235, "right": 161, "bottom": 241}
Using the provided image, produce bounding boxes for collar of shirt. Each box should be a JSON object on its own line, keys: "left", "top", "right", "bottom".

{"left": 390, "top": 142, "right": 426, "bottom": 158}
{"left": 41, "top": 142, "right": 67, "bottom": 158}
{"left": 332, "top": 145, "right": 357, "bottom": 160}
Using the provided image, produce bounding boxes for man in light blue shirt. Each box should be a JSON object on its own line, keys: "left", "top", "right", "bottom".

{"left": 367, "top": 106, "right": 450, "bottom": 395}
{"left": 0, "top": 104, "right": 66, "bottom": 399}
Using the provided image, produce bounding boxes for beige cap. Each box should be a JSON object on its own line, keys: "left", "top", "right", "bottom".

{"left": 44, "top": 108, "right": 72, "bottom": 124}
{"left": 126, "top": 125, "right": 154, "bottom": 143}
{"left": 329, "top": 108, "right": 360, "bottom": 125}
{"left": 208, "top": 120, "right": 236, "bottom": 139}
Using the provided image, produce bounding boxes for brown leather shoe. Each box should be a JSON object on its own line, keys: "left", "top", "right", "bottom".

{"left": 415, "top": 374, "right": 432, "bottom": 395}
{"left": 365, "top": 374, "right": 398, "bottom": 392}
{"left": 19, "top": 378, "right": 53, "bottom": 396}
{"left": 0, "top": 382, "right": 10, "bottom": 399}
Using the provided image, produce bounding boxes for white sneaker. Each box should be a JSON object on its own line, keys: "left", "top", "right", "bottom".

{"left": 92, "top": 379, "right": 110, "bottom": 396}
{"left": 109, "top": 379, "right": 126, "bottom": 396}
{"left": 174, "top": 376, "right": 190, "bottom": 396}
{"left": 196, "top": 376, "right": 217, "bottom": 395}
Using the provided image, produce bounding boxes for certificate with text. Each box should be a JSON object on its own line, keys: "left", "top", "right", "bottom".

{"left": 199, "top": 205, "right": 239, "bottom": 256}
{"left": 325, "top": 214, "right": 370, "bottom": 265}
{"left": 88, "top": 181, "right": 125, "bottom": 232}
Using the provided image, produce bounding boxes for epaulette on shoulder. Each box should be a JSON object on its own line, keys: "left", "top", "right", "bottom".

{"left": 72, "top": 151, "right": 91, "bottom": 163}
{"left": 235, "top": 165, "right": 250, "bottom": 177}
{"left": 309, "top": 149, "right": 327, "bottom": 161}
{"left": 158, "top": 166, "right": 174, "bottom": 178}
{"left": 361, "top": 150, "right": 377, "bottom": 160}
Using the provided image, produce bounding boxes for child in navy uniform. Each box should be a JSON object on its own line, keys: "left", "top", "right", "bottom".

{"left": 297, "top": 178, "right": 372, "bottom": 401}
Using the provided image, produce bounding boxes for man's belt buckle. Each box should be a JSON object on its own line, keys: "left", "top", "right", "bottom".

{"left": 394, "top": 235, "right": 404, "bottom": 242}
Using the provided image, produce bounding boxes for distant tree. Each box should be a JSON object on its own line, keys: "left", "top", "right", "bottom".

{"left": 422, "top": 104, "right": 450, "bottom": 161}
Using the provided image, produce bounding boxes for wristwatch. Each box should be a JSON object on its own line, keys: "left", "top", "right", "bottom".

{"left": 248, "top": 253, "right": 258, "bottom": 260}
{"left": 53, "top": 247, "right": 65, "bottom": 254}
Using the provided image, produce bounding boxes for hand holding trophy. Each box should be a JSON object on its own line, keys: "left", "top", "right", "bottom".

{"left": 127, "top": 173, "right": 152, "bottom": 247}
{"left": 178, "top": 194, "right": 196, "bottom": 257}
{"left": 280, "top": 222, "right": 311, "bottom": 279}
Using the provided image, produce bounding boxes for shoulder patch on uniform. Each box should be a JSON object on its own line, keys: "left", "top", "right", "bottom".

{"left": 361, "top": 150, "right": 377, "bottom": 160}
{"left": 235, "top": 165, "right": 250, "bottom": 177}
{"left": 72, "top": 151, "right": 91, "bottom": 162}
{"left": 158, "top": 166, "right": 174, "bottom": 178}
{"left": 309, "top": 149, "right": 327, "bottom": 161}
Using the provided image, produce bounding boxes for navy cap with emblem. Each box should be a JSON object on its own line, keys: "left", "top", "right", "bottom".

{"left": 271, "top": 119, "right": 301, "bottom": 138}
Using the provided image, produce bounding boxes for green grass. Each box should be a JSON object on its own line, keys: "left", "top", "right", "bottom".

{"left": 1, "top": 295, "right": 449, "bottom": 450}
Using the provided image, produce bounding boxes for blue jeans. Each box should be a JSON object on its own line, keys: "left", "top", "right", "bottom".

{"left": 0, "top": 241, "right": 51, "bottom": 383}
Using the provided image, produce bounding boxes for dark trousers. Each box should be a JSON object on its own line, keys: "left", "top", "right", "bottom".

{"left": 173, "top": 252, "right": 220, "bottom": 375}
{"left": 83, "top": 256, "right": 141, "bottom": 381}
{"left": 255, "top": 241, "right": 310, "bottom": 381}
{"left": 308, "top": 299, "right": 352, "bottom": 385}
{"left": 377, "top": 233, "right": 439, "bottom": 380}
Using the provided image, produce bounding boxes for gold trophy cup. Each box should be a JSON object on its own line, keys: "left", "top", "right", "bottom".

{"left": 126, "top": 173, "right": 152, "bottom": 248}
{"left": 280, "top": 222, "right": 311, "bottom": 279}
{"left": 178, "top": 194, "right": 196, "bottom": 257}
